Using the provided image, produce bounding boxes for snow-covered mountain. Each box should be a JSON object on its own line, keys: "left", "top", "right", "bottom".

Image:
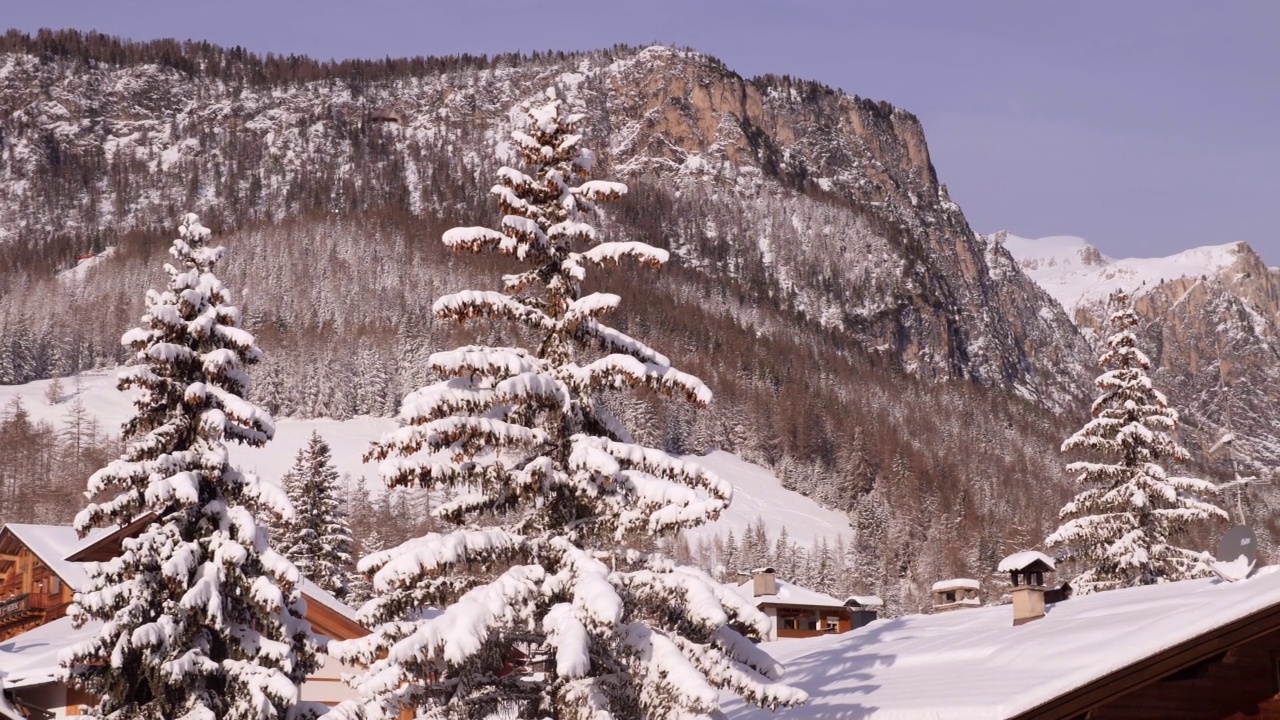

{"left": 997, "top": 232, "right": 1259, "bottom": 322}
{"left": 0, "top": 32, "right": 1118, "bottom": 609}
{"left": 0, "top": 37, "right": 1091, "bottom": 410}
{"left": 998, "top": 230, "right": 1280, "bottom": 479}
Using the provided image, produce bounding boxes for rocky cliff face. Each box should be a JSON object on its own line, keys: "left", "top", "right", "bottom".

{"left": 1000, "top": 232, "right": 1280, "bottom": 476}
{"left": 0, "top": 44, "right": 1091, "bottom": 409}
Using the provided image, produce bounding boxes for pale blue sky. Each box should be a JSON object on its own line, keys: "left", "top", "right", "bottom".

{"left": 5, "top": 1, "right": 1278, "bottom": 261}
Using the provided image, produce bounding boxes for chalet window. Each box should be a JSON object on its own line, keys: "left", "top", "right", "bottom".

{"left": 779, "top": 616, "right": 797, "bottom": 630}
{"left": 801, "top": 615, "right": 818, "bottom": 631}
{"left": 49, "top": 577, "right": 60, "bottom": 594}
{"left": 825, "top": 616, "right": 840, "bottom": 631}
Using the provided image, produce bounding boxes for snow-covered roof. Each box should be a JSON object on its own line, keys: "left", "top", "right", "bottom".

{"left": 723, "top": 567, "right": 1280, "bottom": 719}
{"left": 997, "top": 551, "right": 1056, "bottom": 573}
{"left": 0, "top": 616, "right": 98, "bottom": 689}
{"left": 732, "top": 578, "right": 847, "bottom": 610}
{"left": 2, "top": 524, "right": 114, "bottom": 590}
{"left": 300, "top": 578, "right": 360, "bottom": 624}
{"left": 931, "top": 577, "right": 980, "bottom": 592}
{"left": 846, "top": 596, "right": 884, "bottom": 608}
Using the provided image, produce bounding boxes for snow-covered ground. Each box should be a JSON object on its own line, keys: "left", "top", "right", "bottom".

{"left": 996, "top": 232, "right": 1251, "bottom": 316}
{"left": 0, "top": 371, "right": 396, "bottom": 485}
{"left": 57, "top": 247, "right": 115, "bottom": 283}
{"left": 1, "top": 373, "right": 851, "bottom": 547}
{"left": 680, "top": 450, "right": 852, "bottom": 548}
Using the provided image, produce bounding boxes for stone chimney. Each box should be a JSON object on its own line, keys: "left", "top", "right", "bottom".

{"left": 998, "top": 551, "right": 1056, "bottom": 626}
{"left": 751, "top": 567, "right": 777, "bottom": 597}
{"left": 930, "top": 578, "right": 980, "bottom": 612}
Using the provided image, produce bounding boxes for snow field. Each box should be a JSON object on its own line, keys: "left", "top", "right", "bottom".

{"left": 1, "top": 373, "right": 851, "bottom": 547}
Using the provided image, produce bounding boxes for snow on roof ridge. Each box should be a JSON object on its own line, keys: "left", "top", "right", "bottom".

{"left": 930, "top": 577, "right": 980, "bottom": 591}
{"left": 2, "top": 523, "right": 102, "bottom": 590}
{"left": 300, "top": 578, "right": 360, "bottom": 623}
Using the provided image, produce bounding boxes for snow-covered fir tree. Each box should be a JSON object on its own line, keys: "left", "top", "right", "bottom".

{"left": 61, "top": 214, "right": 319, "bottom": 720}
{"left": 330, "top": 90, "right": 806, "bottom": 719}
{"left": 1046, "top": 291, "right": 1228, "bottom": 591}
{"left": 278, "top": 430, "right": 356, "bottom": 601}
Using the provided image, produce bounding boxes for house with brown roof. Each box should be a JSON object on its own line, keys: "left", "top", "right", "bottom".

{"left": 0, "top": 521, "right": 368, "bottom": 717}
{"left": 731, "top": 568, "right": 876, "bottom": 640}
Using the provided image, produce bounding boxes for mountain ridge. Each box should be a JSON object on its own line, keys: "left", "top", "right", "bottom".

{"left": 1, "top": 30, "right": 1263, "bottom": 607}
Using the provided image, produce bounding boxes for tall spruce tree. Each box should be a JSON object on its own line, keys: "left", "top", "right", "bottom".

{"left": 278, "top": 431, "right": 356, "bottom": 601}
{"left": 330, "top": 90, "right": 805, "bottom": 719}
{"left": 62, "top": 214, "right": 319, "bottom": 720}
{"left": 1046, "top": 291, "right": 1227, "bottom": 591}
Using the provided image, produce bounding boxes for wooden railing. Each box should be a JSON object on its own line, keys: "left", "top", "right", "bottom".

{"left": 0, "top": 593, "right": 52, "bottom": 624}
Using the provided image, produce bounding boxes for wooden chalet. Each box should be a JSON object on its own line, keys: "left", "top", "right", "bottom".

{"left": 732, "top": 568, "right": 867, "bottom": 640}
{"left": 0, "top": 521, "right": 368, "bottom": 717}
{"left": 0, "top": 525, "right": 83, "bottom": 643}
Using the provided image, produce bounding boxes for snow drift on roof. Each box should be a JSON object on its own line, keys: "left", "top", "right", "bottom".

{"left": 846, "top": 595, "right": 884, "bottom": 608}
{"left": 3, "top": 524, "right": 113, "bottom": 590}
{"left": 723, "top": 567, "right": 1280, "bottom": 719}
{"left": 299, "top": 577, "right": 360, "bottom": 625}
{"left": 0, "top": 616, "right": 98, "bottom": 689}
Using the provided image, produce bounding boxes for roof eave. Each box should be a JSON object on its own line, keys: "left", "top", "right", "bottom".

{"left": 1011, "top": 597, "right": 1280, "bottom": 720}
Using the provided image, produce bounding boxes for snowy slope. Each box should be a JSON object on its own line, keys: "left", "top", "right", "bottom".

{"left": 0, "top": 374, "right": 849, "bottom": 546}
{"left": 680, "top": 450, "right": 853, "bottom": 548}
{"left": 57, "top": 247, "right": 115, "bottom": 283}
{"left": 0, "top": 371, "right": 396, "bottom": 486}
{"left": 996, "top": 231, "right": 1253, "bottom": 316}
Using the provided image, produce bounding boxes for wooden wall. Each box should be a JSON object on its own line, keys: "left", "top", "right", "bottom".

{"left": 773, "top": 604, "right": 853, "bottom": 639}
{"left": 0, "top": 542, "right": 73, "bottom": 641}
{"left": 1090, "top": 627, "right": 1280, "bottom": 720}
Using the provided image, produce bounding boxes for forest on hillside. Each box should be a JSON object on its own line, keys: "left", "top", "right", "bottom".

{"left": 0, "top": 29, "right": 1253, "bottom": 613}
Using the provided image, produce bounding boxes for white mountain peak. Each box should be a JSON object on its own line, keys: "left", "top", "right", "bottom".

{"left": 993, "top": 231, "right": 1253, "bottom": 315}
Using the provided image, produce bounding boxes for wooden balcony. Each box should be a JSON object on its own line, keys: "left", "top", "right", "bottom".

{"left": 0, "top": 593, "right": 52, "bottom": 628}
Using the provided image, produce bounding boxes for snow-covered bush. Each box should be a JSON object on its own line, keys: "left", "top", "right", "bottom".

{"left": 330, "top": 90, "right": 806, "bottom": 719}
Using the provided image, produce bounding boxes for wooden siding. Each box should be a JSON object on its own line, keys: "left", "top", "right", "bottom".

{"left": 1018, "top": 599, "right": 1280, "bottom": 720}
{"left": 0, "top": 534, "right": 73, "bottom": 641}
{"left": 769, "top": 603, "right": 853, "bottom": 639}
{"left": 1087, "top": 627, "right": 1280, "bottom": 720}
